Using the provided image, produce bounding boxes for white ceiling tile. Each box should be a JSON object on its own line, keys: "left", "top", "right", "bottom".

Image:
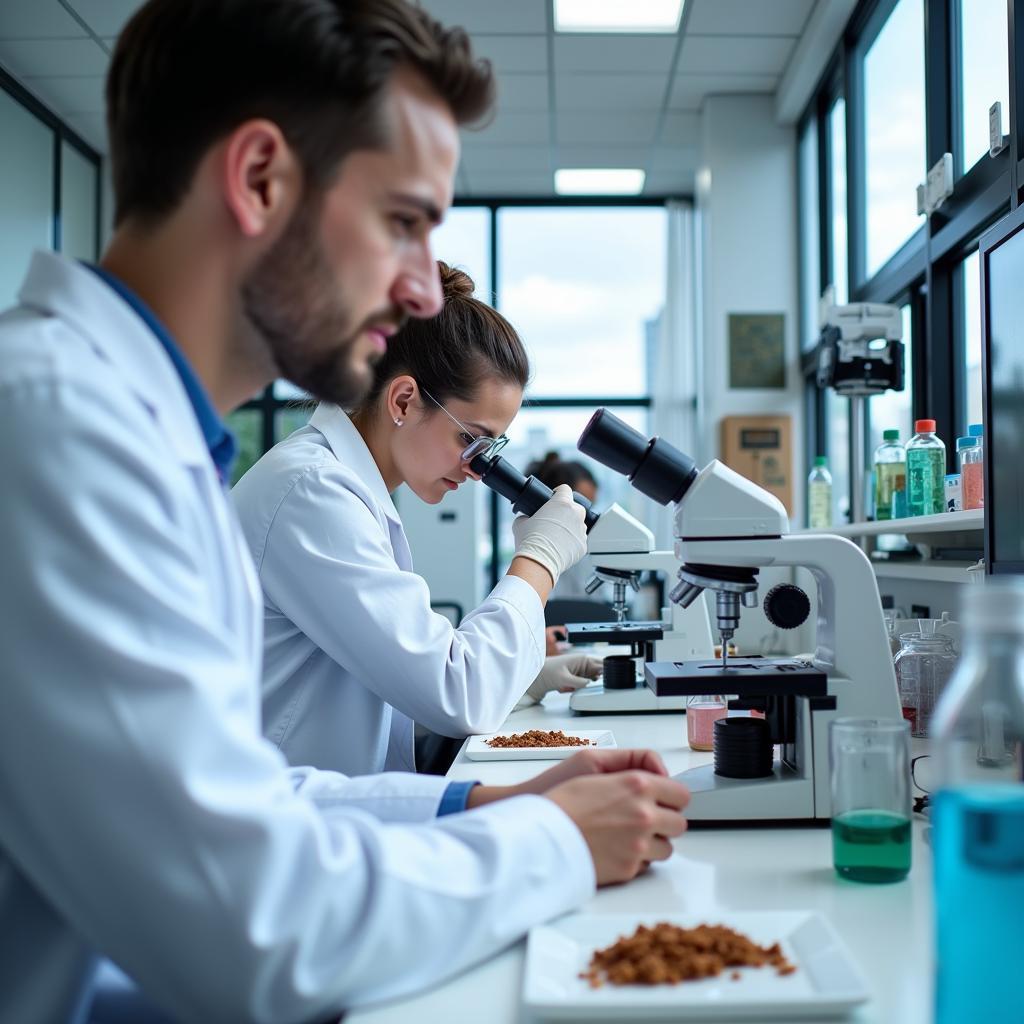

{"left": 62, "top": 0, "right": 142, "bottom": 37}
{"left": 553, "top": 35, "right": 677, "bottom": 74}
{"left": 419, "top": 0, "right": 548, "bottom": 34}
{"left": 678, "top": 34, "right": 795, "bottom": 75}
{"left": 464, "top": 110, "right": 550, "bottom": 146}
{"left": 649, "top": 145, "right": 700, "bottom": 172}
{"left": 0, "top": 37, "right": 108, "bottom": 78}
{"left": 461, "top": 168, "right": 553, "bottom": 196}
{"left": 473, "top": 34, "right": 548, "bottom": 74}
{"left": 0, "top": 2, "right": 86, "bottom": 39}
{"left": 555, "top": 144, "right": 647, "bottom": 168}
{"left": 669, "top": 72, "right": 777, "bottom": 109}
{"left": 65, "top": 111, "right": 107, "bottom": 152}
{"left": 556, "top": 73, "right": 667, "bottom": 110}
{"left": 22, "top": 74, "right": 105, "bottom": 114}
{"left": 460, "top": 144, "right": 550, "bottom": 172}
{"left": 494, "top": 73, "right": 549, "bottom": 110}
{"left": 556, "top": 110, "right": 659, "bottom": 145}
{"left": 686, "top": 0, "right": 815, "bottom": 36}
{"left": 659, "top": 111, "right": 700, "bottom": 145}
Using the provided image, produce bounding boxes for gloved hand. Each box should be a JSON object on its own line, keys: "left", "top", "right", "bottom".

{"left": 511, "top": 484, "right": 587, "bottom": 587}
{"left": 521, "top": 652, "right": 603, "bottom": 705}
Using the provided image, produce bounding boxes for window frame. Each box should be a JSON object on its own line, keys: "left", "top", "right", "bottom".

{"left": 798, "top": 0, "right": 1017, "bottom": 522}
{"left": 0, "top": 65, "right": 103, "bottom": 262}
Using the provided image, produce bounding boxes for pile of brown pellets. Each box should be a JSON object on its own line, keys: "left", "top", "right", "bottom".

{"left": 485, "top": 729, "right": 594, "bottom": 748}
{"left": 580, "top": 922, "right": 797, "bottom": 988}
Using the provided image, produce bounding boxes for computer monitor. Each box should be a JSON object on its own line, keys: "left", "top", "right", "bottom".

{"left": 979, "top": 204, "right": 1024, "bottom": 575}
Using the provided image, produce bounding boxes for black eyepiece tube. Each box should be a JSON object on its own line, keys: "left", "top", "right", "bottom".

{"left": 578, "top": 408, "right": 698, "bottom": 506}
{"left": 469, "top": 452, "right": 599, "bottom": 532}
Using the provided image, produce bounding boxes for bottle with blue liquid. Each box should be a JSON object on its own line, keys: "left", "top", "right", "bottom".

{"left": 930, "top": 581, "right": 1024, "bottom": 1024}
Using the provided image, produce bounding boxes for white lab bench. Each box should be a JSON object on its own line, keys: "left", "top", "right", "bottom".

{"left": 348, "top": 693, "right": 933, "bottom": 1024}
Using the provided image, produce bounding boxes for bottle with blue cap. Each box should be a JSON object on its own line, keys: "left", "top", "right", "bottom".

{"left": 961, "top": 424, "right": 984, "bottom": 510}
{"left": 959, "top": 429, "right": 983, "bottom": 510}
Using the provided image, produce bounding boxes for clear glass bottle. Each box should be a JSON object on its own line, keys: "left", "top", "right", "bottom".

{"left": 905, "top": 419, "right": 946, "bottom": 517}
{"left": 874, "top": 429, "right": 905, "bottom": 521}
{"left": 808, "top": 456, "right": 832, "bottom": 528}
{"left": 686, "top": 695, "right": 727, "bottom": 752}
{"left": 959, "top": 435, "right": 984, "bottom": 511}
{"left": 893, "top": 631, "right": 958, "bottom": 737}
{"left": 931, "top": 581, "right": 1024, "bottom": 1024}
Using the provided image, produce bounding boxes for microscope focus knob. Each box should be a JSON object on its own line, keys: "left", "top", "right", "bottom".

{"left": 763, "top": 584, "right": 810, "bottom": 630}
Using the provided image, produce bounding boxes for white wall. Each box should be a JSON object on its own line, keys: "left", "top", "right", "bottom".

{"left": 695, "top": 93, "right": 804, "bottom": 523}
{"left": 694, "top": 94, "right": 807, "bottom": 655}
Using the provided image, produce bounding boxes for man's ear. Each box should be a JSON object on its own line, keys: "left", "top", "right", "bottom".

{"left": 221, "top": 119, "right": 301, "bottom": 239}
{"left": 387, "top": 375, "right": 419, "bottom": 422}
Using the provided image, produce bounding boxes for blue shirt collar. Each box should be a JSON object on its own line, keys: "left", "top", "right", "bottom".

{"left": 86, "top": 265, "right": 237, "bottom": 481}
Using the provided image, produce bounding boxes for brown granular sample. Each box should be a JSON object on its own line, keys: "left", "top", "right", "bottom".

{"left": 485, "top": 729, "right": 593, "bottom": 748}
{"left": 579, "top": 923, "right": 797, "bottom": 988}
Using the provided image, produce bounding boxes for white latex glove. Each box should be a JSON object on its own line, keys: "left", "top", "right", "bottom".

{"left": 521, "top": 653, "right": 604, "bottom": 706}
{"left": 511, "top": 484, "right": 587, "bottom": 587}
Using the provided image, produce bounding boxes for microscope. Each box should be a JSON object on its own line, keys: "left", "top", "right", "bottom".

{"left": 563, "top": 506, "right": 714, "bottom": 713}
{"left": 578, "top": 410, "right": 901, "bottom": 825}
{"left": 468, "top": 450, "right": 714, "bottom": 712}
{"left": 816, "top": 301, "right": 903, "bottom": 524}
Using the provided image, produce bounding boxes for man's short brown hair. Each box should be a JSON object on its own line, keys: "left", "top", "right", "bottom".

{"left": 106, "top": 0, "right": 494, "bottom": 225}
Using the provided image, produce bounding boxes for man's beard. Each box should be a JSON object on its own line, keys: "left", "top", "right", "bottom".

{"left": 241, "top": 197, "right": 398, "bottom": 409}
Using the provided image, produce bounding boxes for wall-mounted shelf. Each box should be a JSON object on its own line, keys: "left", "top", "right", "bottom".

{"left": 802, "top": 508, "right": 983, "bottom": 539}
{"left": 871, "top": 560, "right": 979, "bottom": 584}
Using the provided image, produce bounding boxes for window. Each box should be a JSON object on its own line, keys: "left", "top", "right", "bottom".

{"left": 431, "top": 206, "right": 491, "bottom": 302}
{"left": 799, "top": 117, "right": 821, "bottom": 348}
{"left": 60, "top": 142, "right": 98, "bottom": 262}
{"left": 868, "top": 303, "right": 914, "bottom": 454}
{"left": 497, "top": 207, "right": 666, "bottom": 397}
{"left": 959, "top": 0, "right": 1009, "bottom": 174}
{"left": 828, "top": 98, "right": 848, "bottom": 304}
{"left": 863, "top": 0, "right": 926, "bottom": 277}
{"left": 0, "top": 89, "right": 53, "bottom": 307}
{"left": 962, "top": 249, "right": 983, "bottom": 430}
{"left": 227, "top": 409, "right": 264, "bottom": 486}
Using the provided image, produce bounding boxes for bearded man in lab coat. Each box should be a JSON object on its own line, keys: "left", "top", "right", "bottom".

{"left": 0, "top": 1, "right": 690, "bottom": 1022}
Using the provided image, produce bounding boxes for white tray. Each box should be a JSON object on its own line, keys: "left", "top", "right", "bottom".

{"left": 464, "top": 730, "right": 616, "bottom": 761}
{"left": 523, "top": 910, "right": 870, "bottom": 1020}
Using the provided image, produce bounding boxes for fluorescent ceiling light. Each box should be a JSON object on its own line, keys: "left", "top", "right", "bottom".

{"left": 554, "top": 0, "right": 685, "bottom": 33}
{"left": 554, "top": 168, "right": 646, "bottom": 195}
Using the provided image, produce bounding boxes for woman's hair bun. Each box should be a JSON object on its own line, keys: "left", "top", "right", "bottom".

{"left": 437, "top": 260, "right": 475, "bottom": 299}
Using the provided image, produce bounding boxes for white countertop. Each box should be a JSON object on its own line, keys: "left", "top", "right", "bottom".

{"left": 348, "top": 692, "right": 933, "bottom": 1024}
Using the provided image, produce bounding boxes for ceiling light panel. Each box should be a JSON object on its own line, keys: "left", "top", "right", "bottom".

{"left": 554, "top": 0, "right": 685, "bottom": 34}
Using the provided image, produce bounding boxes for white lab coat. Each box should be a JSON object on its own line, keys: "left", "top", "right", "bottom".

{"left": 231, "top": 405, "right": 546, "bottom": 776}
{"left": 0, "top": 252, "right": 594, "bottom": 1024}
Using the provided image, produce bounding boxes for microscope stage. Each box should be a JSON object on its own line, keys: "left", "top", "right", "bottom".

{"left": 646, "top": 658, "right": 827, "bottom": 698}
{"left": 563, "top": 620, "right": 664, "bottom": 644}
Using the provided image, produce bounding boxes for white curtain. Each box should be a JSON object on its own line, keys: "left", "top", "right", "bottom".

{"left": 651, "top": 199, "right": 699, "bottom": 548}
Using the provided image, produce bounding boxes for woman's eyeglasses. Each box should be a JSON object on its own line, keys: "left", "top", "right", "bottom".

{"left": 419, "top": 386, "right": 510, "bottom": 462}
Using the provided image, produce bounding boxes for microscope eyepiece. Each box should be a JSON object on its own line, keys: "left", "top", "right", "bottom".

{"left": 578, "top": 408, "right": 698, "bottom": 506}
{"left": 469, "top": 451, "right": 599, "bottom": 531}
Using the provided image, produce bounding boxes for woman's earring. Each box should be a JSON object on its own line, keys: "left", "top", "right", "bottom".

{"left": 393, "top": 417, "right": 404, "bottom": 427}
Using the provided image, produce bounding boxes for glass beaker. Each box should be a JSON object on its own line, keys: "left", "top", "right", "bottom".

{"left": 894, "top": 632, "right": 958, "bottom": 737}
{"left": 686, "top": 695, "right": 726, "bottom": 751}
{"left": 830, "top": 718, "right": 912, "bottom": 883}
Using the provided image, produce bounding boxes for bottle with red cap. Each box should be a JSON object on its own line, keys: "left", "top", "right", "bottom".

{"left": 905, "top": 419, "right": 946, "bottom": 517}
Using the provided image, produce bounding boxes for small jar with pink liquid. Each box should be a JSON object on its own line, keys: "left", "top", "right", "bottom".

{"left": 686, "top": 695, "right": 727, "bottom": 751}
